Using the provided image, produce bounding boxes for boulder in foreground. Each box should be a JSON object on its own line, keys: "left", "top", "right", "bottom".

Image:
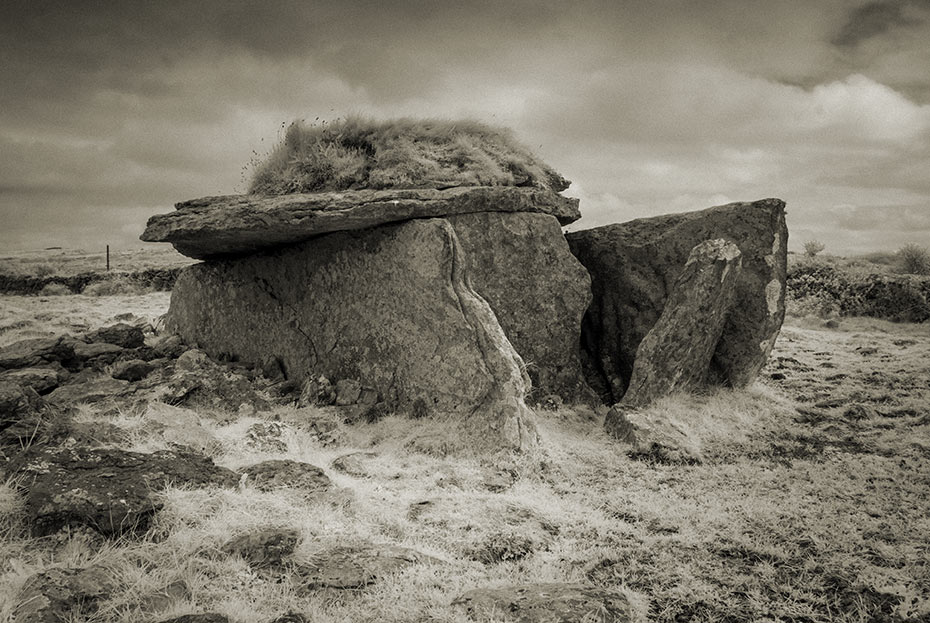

{"left": 165, "top": 218, "right": 538, "bottom": 451}
{"left": 4, "top": 446, "right": 238, "bottom": 536}
{"left": 567, "top": 198, "right": 787, "bottom": 403}
{"left": 142, "top": 186, "right": 580, "bottom": 260}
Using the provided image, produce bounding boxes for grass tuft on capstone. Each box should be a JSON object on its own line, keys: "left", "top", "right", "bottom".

{"left": 248, "top": 116, "right": 570, "bottom": 195}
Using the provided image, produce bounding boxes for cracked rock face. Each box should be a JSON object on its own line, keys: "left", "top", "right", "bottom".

{"left": 447, "top": 212, "right": 596, "bottom": 405}
{"left": 165, "top": 218, "right": 537, "bottom": 451}
{"left": 567, "top": 198, "right": 787, "bottom": 403}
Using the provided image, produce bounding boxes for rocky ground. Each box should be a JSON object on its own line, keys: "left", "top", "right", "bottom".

{"left": 0, "top": 290, "right": 928, "bottom": 622}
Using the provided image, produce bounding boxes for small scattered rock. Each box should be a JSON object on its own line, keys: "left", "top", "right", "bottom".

{"left": 296, "top": 542, "right": 440, "bottom": 589}
{"left": 0, "top": 336, "right": 75, "bottom": 370}
{"left": 12, "top": 566, "right": 116, "bottom": 623}
{"left": 334, "top": 378, "right": 362, "bottom": 406}
{"left": 86, "top": 323, "right": 145, "bottom": 348}
{"left": 240, "top": 459, "right": 332, "bottom": 493}
{"left": 73, "top": 341, "right": 124, "bottom": 362}
{"left": 605, "top": 405, "right": 701, "bottom": 464}
{"left": 823, "top": 319, "right": 840, "bottom": 329}
{"left": 844, "top": 403, "right": 878, "bottom": 420}
{"left": 45, "top": 377, "right": 131, "bottom": 406}
{"left": 330, "top": 452, "right": 377, "bottom": 477}
{"left": 221, "top": 528, "right": 301, "bottom": 568}
{"left": 245, "top": 421, "right": 289, "bottom": 453}
{"left": 112, "top": 358, "right": 155, "bottom": 381}
{"left": 453, "top": 583, "right": 632, "bottom": 623}
{"left": 152, "top": 334, "right": 187, "bottom": 359}
{"left": 298, "top": 375, "right": 336, "bottom": 407}
{"left": 406, "top": 499, "right": 435, "bottom": 521}
{"left": 6, "top": 446, "right": 238, "bottom": 536}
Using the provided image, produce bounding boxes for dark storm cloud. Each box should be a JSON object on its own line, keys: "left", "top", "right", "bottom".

{"left": 1, "top": 0, "right": 929, "bottom": 254}
{"left": 832, "top": 1, "right": 918, "bottom": 47}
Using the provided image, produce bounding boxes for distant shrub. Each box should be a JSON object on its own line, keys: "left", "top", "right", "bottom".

{"left": 803, "top": 240, "right": 825, "bottom": 258}
{"left": 787, "top": 263, "right": 930, "bottom": 322}
{"left": 38, "top": 283, "right": 71, "bottom": 296}
{"left": 82, "top": 277, "right": 144, "bottom": 296}
{"left": 896, "top": 243, "right": 930, "bottom": 275}
{"left": 33, "top": 263, "right": 56, "bottom": 277}
{"left": 248, "top": 116, "right": 570, "bottom": 195}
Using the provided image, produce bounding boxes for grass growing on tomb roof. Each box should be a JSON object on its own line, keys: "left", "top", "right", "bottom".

{"left": 247, "top": 116, "right": 571, "bottom": 195}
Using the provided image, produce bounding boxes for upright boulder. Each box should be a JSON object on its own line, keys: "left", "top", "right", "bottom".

{"left": 567, "top": 198, "right": 787, "bottom": 403}
{"left": 446, "top": 211, "right": 595, "bottom": 404}
{"left": 165, "top": 218, "right": 537, "bottom": 450}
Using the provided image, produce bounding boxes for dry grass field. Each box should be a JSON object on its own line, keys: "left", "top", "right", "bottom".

{"left": 0, "top": 250, "right": 928, "bottom": 623}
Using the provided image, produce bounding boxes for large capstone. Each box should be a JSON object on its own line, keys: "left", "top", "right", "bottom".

{"left": 567, "top": 198, "right": 787, "bottom": 403}
{"left": 446, "top": 211, "right": 596, "bottom": 404}
{"left": 165, "top": 218, "right": 537, "bottom": 450}
{"left": 141, "top": 187, "right": 580, "bottom": 260}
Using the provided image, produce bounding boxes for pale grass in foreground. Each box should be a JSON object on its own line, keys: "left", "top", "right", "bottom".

{"left": 0, "top": 285, "right": 928, "bottom": 622}
{"left": 2, "top": 373, "right": 927, "bottom": 621}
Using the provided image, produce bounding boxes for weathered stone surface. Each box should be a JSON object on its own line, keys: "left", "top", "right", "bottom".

{"left": 72, "top": 341, "right": 124, "bottom": 361}
{"left": 221, "top": 528, "right": 301, "bottom": 568}
{"left": 112, "top": 358, "right": 155, "bottom": 381}
{"left": 0, "top": 367, "right": 60, "bottom": 393}
{"left": 0, "top": 336, "right": 75, "bottom": 370}
{"left": 4, "top": 446, "right": 238, "bottom": 536}
{"left": 86, "top": 323, "right": 145, "bottom": 348}
{"left": 166, "top": 218, "right": 537, "bottom": 450}
{"left": 46, "top": 377, "right": 131, "bottom": 406}
{"left": 240, "top": 459, "right": 332, "bottom": 493}
{"left": 12, "top": 566, "right": 116, "bottom": 623}
{"left": 142, "top": 186, "right": 581, "bottom": 260}
{"left": 453, "top": 582, "right": 632, "bottom": 622}
{"left": 567, "top": 198, "right": 787, "bottom": 403}
{"left": 604, "top": 405, "right": 702, "bottom": 464}
{"left": 157, "top": 349, "right": 269, "bottom": 413}
{"left": 142, "top": 403, "right": 220, "bottom": 455}
{"left": 447, "top": 211, "right": 596, "bottom": 404}
{"left": 619, "top": 239, "right": 742, "bottom": 407}
{"left": 330, "top": 451, "right": 378, "bottom": 478}
{"left": 296, "top": 543, "right": 440, "bottom": 589}
{"left": 244, "top": 421, "right": 290, "bottom": 453}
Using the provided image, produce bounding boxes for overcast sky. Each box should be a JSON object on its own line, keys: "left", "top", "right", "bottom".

{"left": 2, "top": 0, "right": 929, "bottom": 255}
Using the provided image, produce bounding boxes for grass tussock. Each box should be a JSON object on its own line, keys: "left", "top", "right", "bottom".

{"left": 248, "top": 116, "right": 570, "bottom": 195}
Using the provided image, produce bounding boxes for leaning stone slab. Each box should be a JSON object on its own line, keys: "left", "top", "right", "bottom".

{"left": 619, "top": 239, "right": 742, "bottom": 407}
{"left": 4, "top": 446, "right": 238, "bottom": 536}
{"left": 447, "top": 211, "right": 596, "bottom": 404}
{"left": 567, "top": 198, "right": 787, "bottom": 403}
{"left": 166, "top": 218, "right": 538, "bottom": 451}
{"left": 141, "top": 186, "right": 581, "bottom": 260}
{"left": 296, "top": 542, "right": 441, "bottom": 589}
{"left": 453, "top": 582, "right": 632, "bottom": 622}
